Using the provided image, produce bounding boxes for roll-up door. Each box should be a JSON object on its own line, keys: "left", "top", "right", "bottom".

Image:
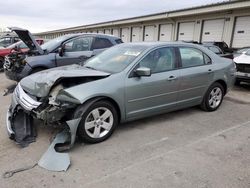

{"left": 232, "top": 16, "right": 250, "bottom": 48}
{"left": 178, "top": 22, "right": 195, "bottom": 41}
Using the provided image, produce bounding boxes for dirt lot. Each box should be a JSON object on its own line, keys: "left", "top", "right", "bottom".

{"left": 0, "top": 72, "right": 250, "bottom": 188}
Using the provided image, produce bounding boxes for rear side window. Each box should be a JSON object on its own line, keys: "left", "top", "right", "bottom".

{"left": 179, "top": 47, "right": 208, "bottom": 68}
{"left": 92, "top": 38, "right": 113, "bottom": 49}
{"left": 208, "top": 46, "right": 222, "bottom": 54}
{"left": 115, "top": 39, "right": 123, "bottom": 44}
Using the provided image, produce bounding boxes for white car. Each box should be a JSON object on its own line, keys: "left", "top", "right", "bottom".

{"left": 234, "top": 50, "right": 250, "bottom": 85}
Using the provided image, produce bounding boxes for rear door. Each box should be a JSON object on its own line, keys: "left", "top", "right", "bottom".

{"left": 176, "top": 47, "right": 214, "bottom": 108}
{"left": 55, "top": 36, "right": 93, "bottom": 66}
{"left": 91, "top": 37, "right": 114, "bottom": 56}
{"left": 125, "top": 47, "right": 180, "bottom": 120}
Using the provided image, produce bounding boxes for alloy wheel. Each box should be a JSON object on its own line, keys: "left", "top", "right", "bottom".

{"left": 84, "top": 107, "right": 114, "bottom": 139}
{"left": 208, "top": 87, "right": 222, "bottom": 109}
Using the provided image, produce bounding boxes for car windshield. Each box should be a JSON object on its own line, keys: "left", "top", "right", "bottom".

{"left": 41, "top": 35, "right": 76, "bottom": 52}
{"left": 7, "top": 41, "right": 23, "bottom": 49}
{"left": 84, "top": 44, "right": 147, "bottom": 73}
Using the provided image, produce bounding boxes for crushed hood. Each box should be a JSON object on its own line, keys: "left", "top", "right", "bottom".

{"left": 20, "top": 64, "right": 110, "bottom": 97}
{"left": 8, "top": 27, "right": 44, "bottom": 55}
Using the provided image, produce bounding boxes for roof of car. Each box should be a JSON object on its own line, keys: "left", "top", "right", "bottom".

{"left": 62, "top": 33, "right": 121, "bottom": 39}
{"left": 119, "top": 41, "right": 205, "bottom": 48}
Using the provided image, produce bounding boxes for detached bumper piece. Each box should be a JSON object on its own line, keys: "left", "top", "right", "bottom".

{"left": 10, "top": 108, "right": 37, "bottom": 147}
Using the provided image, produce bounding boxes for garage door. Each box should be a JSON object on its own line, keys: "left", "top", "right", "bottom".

{"left": 232, "top": 16, "right": 250, "bottom": 48}
{"left": 159, "top": 24, "right": 173, "bottom": 41}
{"left": 144, "top": 25, "right": 155, "bottom": 41}
{"left": 121, "top": 28, "right": 130, "bottom": 42}
{"left": 112, "top": 29, "right": 119, "bottom": 37}
{"left": 131, "top": 27, "right": 141, "bottom": 42}
{"left": 202, "top": 19, "right": 225, "bottom": 42}
{"left": 104, "top": 29, "right": 111, "bottom": 34}
{"left": 178, "top": 22, "right": 195, "bottom": 41}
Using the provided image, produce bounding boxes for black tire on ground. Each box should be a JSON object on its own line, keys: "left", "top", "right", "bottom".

{"left": 75, "top": 100, "right": 118, "bottom": 144}
{"left": 0, "top": 57, "right": 4, "bottom": 71}
{"left": 235, "top": 79, "right": 241, "bottom": 86}
{"left": 200, "top": 82, "right": 225, "bottom": 112}
{"left": 29, "top": 67, "right": 46, "bottom": 75}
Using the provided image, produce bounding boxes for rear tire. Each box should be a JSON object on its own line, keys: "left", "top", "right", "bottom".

{"left": 0, "top": 57, "right": 4, "bottom": 71}
{"left": 201, "top": 82, "right": 224, "bottom": 112}
{"left": 75, "top": 100, "right": 118, "bottom": 144}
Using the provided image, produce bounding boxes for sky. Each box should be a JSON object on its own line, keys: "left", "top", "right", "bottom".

{"left": 0, "top": 0, "right": 229, "bottom": 33}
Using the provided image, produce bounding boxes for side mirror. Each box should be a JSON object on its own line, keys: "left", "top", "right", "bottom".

{"left": 134, "top": 67, "right": 151, "bottom": 77}
{"left": 58, "top": 44, "right": 65, "bottom": 57}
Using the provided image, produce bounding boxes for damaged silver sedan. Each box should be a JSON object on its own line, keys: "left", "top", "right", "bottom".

{"left": 6, "top": 42, "right": 235, "bottom": 148}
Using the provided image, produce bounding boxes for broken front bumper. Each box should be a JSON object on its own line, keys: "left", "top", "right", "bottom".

{"left": 6, "top": 85, "right": 39, "bottom": 146}
{"left": 6, "top": 84, "right": 81, "bottom": 149}
{"left": 4, "top": 60, "right": 31, "bottom": 81}
{"left": 6, "top": 108, "right": 15, "bottom": 139}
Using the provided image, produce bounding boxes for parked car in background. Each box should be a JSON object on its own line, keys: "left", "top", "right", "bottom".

{"left": 0, "top": 39, "right": 45, "bottom": 71}
{"left": 202, "top": 44, "right": 233, "bottom": 59}
{"left": 233, "top": 47, "right": 250, "bottom": 58}
{"left": 6, "top": 42, "right": 235, "bottom": 146}
{"left": 4, "top": 27, "right": 123, "bottom": 81}
{"left": 0, "top": 34, "right": 20, "bottom": 48}
{"left": 202, "top": 41, "right": 234, "bottom": 53}
{"left": 234, "top": 50, "right": 250, "bottom": 85}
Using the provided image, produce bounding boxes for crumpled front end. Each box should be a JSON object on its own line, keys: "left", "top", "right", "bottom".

{"left": 4, "top": 52, "right": 30, "bottom": 81}
{"left": 6, "top": 83, "right": 79, "bottom": 148}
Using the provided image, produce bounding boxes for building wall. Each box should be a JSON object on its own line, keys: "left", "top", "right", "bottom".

{"left": 36, "top": 5, "right": 250, "bottom": 48}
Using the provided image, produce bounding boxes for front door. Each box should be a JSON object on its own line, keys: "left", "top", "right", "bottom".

{"left": 56, "top": 36, "right": 93, "bottom": 66}
{"left": 125, "top": 47, "right": 180, "bottom": 120}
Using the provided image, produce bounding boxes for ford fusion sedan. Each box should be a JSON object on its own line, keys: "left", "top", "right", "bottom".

{"left": 6, "top": 42, "right": 235, "bottom": 147}
{"left": 4, "top": 27, "right": 123, "bottom": 81}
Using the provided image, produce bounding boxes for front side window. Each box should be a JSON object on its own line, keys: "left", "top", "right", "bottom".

{"left": 92, "top": 38, "right": 113, "bottom": 49}
{"left": 64, "top": 37, "right": 92, "bottom": 52}
{"left": 179, "top": 47, "right": 205, "bottom": 68}
{"left": 139, "top": 47, "right": 176, "bottom": 73}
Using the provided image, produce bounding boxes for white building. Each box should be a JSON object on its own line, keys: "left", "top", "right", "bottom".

{"left": 35, "top": 0, "right": 250, "bottom": 48}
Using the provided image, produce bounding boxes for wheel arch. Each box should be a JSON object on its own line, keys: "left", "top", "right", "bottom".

{"left": 213, "top": 79, "right": 227, "bottom": 95}
{"left": 78, "top": 96, "right": 122, "bottom": 123}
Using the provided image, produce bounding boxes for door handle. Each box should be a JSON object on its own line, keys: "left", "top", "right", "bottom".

{"left": 167, "top": 75, "right": 177, "bottom": 81}
{"left": 208, "top": 69, "right": 213, "bottom": 74}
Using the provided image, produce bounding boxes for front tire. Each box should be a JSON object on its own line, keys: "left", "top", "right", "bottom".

{"left": 75, "top": 100, "right": 118, "bottom": 143}
{"left": 0, "top": 57, "right": 4, "bottom": 71}
{"left": 201, "top": 82, "right": 224, "bottom": 112}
